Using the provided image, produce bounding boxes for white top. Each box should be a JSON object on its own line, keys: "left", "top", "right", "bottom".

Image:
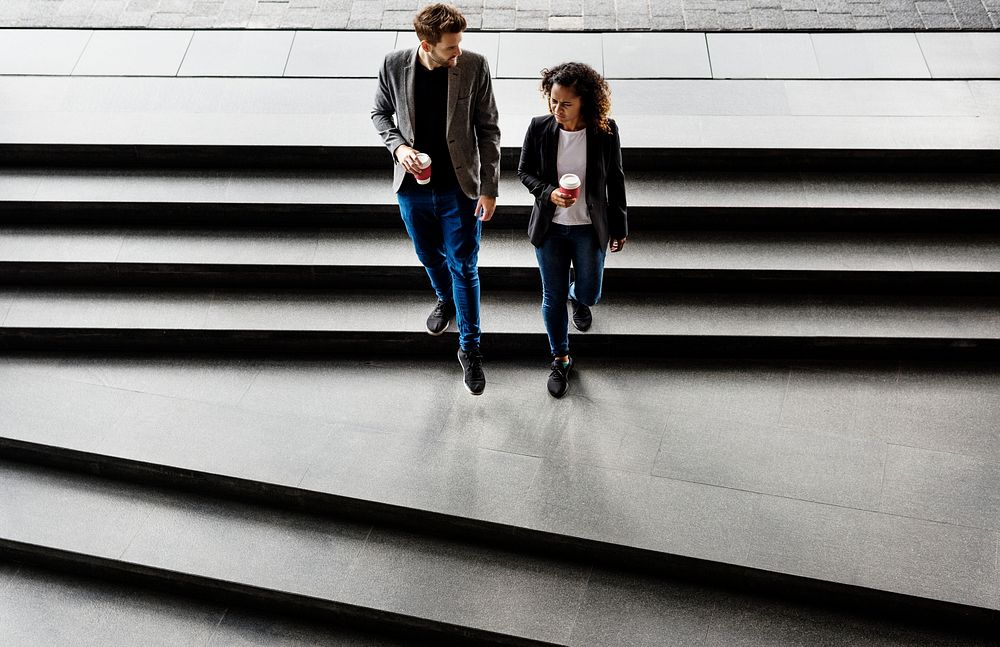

{"left": 552, "top": 128, "right": 591, "bottom": 226}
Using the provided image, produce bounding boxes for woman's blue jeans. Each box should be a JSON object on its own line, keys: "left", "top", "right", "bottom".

{"left": 397, "top": 185, "right": 481, "bottom": 351}
{"left": 535, "top": 224, "right": 606, "bottom": 357}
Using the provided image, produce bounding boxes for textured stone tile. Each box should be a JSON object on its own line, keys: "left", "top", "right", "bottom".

{"left": 122, "top": 491, "right": 371, "bottom": 599}
{"left": 178, "top": 30, "right": 295, "bottom": 76}
{"left": 301, "top": 429, "right": 539, "bottom": 523}
{"left": 811, "top": 33, "right": 931, "bottom": 78}
{"left": 853, "top": 382, "right": 1000, "bottom": 456}
{"left": 0, "top": 461, "right": 151, "bottom": 559}
{"left": 0, "top": 227, "right": 124, "bottom": 262}
{"left": 341, "top": 529, "right": 589, "bottom": 644}
{"left": 656, "top": 417, "right": 887, "bottom": 509}
{"left": 858, "top": 513, "right": 998, "bottom": 608}
{"left": 496, "top": 33, "right": 603, "bottom": 78}
{"left": 0, "top": 369, "right": 134, "bottom": 449}
{"left": 0, "top": 566, "right": 224, "bottom": 647}
{"left": 0, "top": 28, "right": 92, "bottom": 75}
{"left": 73, "top": 30, "right": 193, "bottom": 76}
{"left": 918, "top": 33, "right": 1000, "bottom": 78}
{"left": 569, "top": 570, "right": 717, "bottom": 646}
{"left": 780, "top": 367, "right": 896, "bottom": 439}
{"left": 708, "top": 33, "right": 820, "bottom": 78}
{"left": 116, "top": 228, "right": 319, "bottom": 265}
{"left": 284, "top": 30, "right": 395, "bottom": 78}
{"left": 208, "top": 609, "right": 410, "bottom": 646}
{"left": 784, "top": 80, "right": 979, "bottom": 116}
{"left": 101, "top": 392, "right": 337, "bottom": 485}
{"left": 603, "top": 33, "right": 710, "bottom": 79}
{"left": 880, "top": 444, "right": 1000, "bottom": 531}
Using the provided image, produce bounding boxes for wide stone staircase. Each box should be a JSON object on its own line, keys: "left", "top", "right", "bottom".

{"left": 2, "top": 42, "right": 1000, "bottom": 645}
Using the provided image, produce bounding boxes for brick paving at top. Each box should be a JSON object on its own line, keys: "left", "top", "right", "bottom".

{"left": 0, "top": 0, "right": 997, "bottom": 30}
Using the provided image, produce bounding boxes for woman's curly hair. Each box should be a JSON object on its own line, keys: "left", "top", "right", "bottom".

{"left": 540, "top": 62, "right": 612, "bottom": 134}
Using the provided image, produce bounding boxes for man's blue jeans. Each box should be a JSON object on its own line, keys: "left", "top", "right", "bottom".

{"left": 397, "top": 185, "right": 481, "bottom": 351}
{"left": 535, "top": 224, "right": 606, "bottom": 357}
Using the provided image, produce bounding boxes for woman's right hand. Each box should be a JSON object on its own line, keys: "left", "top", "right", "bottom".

{"left": 549, "top": 189, "right": 576, "bottom": 209}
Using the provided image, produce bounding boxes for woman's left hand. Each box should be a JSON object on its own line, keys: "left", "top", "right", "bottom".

{"left": 609, "top": 238, "right": 626, "bottom": 253}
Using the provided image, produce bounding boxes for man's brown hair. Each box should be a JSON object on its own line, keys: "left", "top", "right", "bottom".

{"left": 413, "top": 3, "right": 467, "bottom": 45}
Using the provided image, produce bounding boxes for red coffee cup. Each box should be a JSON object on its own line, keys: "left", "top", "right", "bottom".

{"left": 558, "top": 173, "right": 580, "bottom": 200}
{"left": 414, "top": 153, "right": 432, "bottom": 184}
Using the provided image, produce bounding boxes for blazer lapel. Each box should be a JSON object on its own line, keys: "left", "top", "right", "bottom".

{"left": 403, "top": 48, "right": 418, "bottom": 137}
{"left": 585, "top": 126, "right": 600, "bottom": 198}
{"left": 544, "top": 116, "right": 561, "bottom": 183}
{"left": 446, "top": 59, "right": 461, "bottom": 130}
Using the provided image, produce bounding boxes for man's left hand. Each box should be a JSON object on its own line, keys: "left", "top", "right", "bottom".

{"left": 476, "top": 196, "right": 497, "bottom": 222}
{"left": 610, "top": 238, "right": 627, "bottom": 253}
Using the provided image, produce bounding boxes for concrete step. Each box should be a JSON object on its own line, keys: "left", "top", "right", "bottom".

{"left": 3, "top": 459, "right": 995, "bottom": 645}
{"left": 1, "top": 226, "right": 999, "bottom": 294}
{"left": 3, "top": 76, "right": 998, "bottom": 170}
{"left": 0, "top": 287, "right": 997, "bottom": 358}
{"left": 1, "top": 353, "right": 998, "bottom": 629}
{"left": 3, "top": 168, "right": 998, "bottom": 236}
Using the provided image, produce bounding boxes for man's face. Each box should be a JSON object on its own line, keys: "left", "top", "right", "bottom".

{"left": 422, "top": 31, "right": 463, "bottom": 68}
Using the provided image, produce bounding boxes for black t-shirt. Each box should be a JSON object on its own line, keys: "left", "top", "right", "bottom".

{"left": 409, "top": 61, "right": 458, "bottom": 191}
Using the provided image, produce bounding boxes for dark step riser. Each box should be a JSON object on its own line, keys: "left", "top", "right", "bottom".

{"left": 1, "top": 442, "right": 997, "bottom": 637}
{"left": 2, "top": 203, "right": 998, "bottom": 232}
{"left": 0, "top": 329, "right": 996, "bottom": 360}
{"left": 4, "top": 145, "right": 999, "bottom": 172}
{"left": 0, "top": 539, "right": 557, "bottom": 647}
{"left": 2, "top": 264, "right": 999, "bottom": 296}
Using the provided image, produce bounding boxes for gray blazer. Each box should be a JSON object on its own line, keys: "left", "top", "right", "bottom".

{"left": 372, "top": 47, "right": 501, "bottom": 199}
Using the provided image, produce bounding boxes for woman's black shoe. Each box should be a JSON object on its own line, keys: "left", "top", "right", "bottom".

{"left": 570, "top": 299, "right": 592, "bottom": 331}
{"left": 547, "top": 357, "right": 573, "bottom": 398}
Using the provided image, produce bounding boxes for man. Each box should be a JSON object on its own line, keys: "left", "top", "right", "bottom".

{"left": 372, "top": 3, "right": 500, "bottom": 396}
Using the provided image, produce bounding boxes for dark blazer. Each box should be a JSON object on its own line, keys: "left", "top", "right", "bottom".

{"left": 517, "top": 114, "right": 627, "bottom": 250}
{"left": 372, "top": 47, "right": 501, "bottom": 199}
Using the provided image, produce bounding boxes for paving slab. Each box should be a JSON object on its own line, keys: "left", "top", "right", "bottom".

{"left": 602, "top": 33, "right": 711, "bottom": 79}
{"left": 707, "top": 33, "right": 821, "bottom": 79}
{"left": 284, "top": 31, "right": 396, "bottom": 78}
{"left": 0, "top": 29, "right": 91, "bottom": 75}
{"left": 72, "top": 30, "right": 192, "bottom": 76}
{"left": 496, "top": 32, "right": 603, "bottom": 78}
{"left": 811, "top": 33, "right": 932, "bottom": 79}
{"left": 178, "top": 30, "right": 296, "bottom": 77}
{"left": 918, "top": 32, "right": 1000, "bottom": 79}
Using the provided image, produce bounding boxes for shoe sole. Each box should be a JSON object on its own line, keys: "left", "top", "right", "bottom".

{"left": 426, "top": 325, "right": 449, "bottom": 336}
{"left": 570, "top": 319, "right": 591, "bottom": 332}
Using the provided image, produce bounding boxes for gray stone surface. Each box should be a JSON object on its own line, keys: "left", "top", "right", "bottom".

{"left": 602, "top": 32, "right": 711, "bottom": 79}
{"left": 178, "top": 30, "right": 295, "bottom": 76}
{"left": 0, "top": 0, "right": 998, "bottom": 30}
{"left": 340, "top": 529, "right": 590, "bottom": 644}
{"left": 655, "top": 417, "right": 887, "bottom": 509}
{"left": 0, "top": 29, "right": 92, "bottom": 75}
{"left": 811, "top": 32, "right": 931, "bottom": 78}
{"left": 122, "top": 491, "right": 372, "bottom": 600}
{"left": 496, "top": 32, "right": 603, "bottom": 78}
{"left": 0, "top": 565, "right": 225, "bottom": 647}
{"left": 880, "top": 444, "right": 1000, "bottom": 530}
{"left": 918, "top": 32, "right": 1000, "bottom": 79}
{"left": 3, "top": 75, "right": 998, "bottom": 150}
{"left": 284, "top": 30, "right": 396, "bottom": 78}
{"left": 707, "top": 33, "right": 821, "bottom": 79}
{"left": 72, "top": 29, "right": 193, "bottom": 76}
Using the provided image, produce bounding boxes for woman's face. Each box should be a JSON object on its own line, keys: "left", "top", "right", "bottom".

{"left": 549, "top": 83, "right": 582, "bottom": 129}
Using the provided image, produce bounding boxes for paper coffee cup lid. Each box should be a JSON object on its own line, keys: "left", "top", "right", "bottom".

{"left": 559, "top": 174, "right": 580, "bottom": 189}
{"left": 416, "top": 153, "right": 431, "bottom": 168}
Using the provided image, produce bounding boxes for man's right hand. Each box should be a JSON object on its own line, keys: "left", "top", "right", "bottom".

{"left": 395, "top": 145, "right": 420, "bottom": 174}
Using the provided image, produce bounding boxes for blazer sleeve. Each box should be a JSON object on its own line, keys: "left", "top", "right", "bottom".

{"left": 606, "top": 120, "right": 628, "bottom": 241}
{"left": 371, "top": 54, "right": 407, "bottom": 162}
{"left": 474, "top": 58, "right": 501, "bottom": 197}
{"left": 517, "top": 118, "right": 556, "bottom": 206}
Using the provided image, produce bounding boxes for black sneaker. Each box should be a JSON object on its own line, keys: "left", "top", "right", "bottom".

{"left": 547, "top": 356, "right": 573, "bottom": 398}
{"left": 426, "top": 300, "right": 455, "bottom": 336}
{"left": 570, "top": 298, "right": 592, "bottom": 331}
{"left": 457, "top": 348, "right": 486, "bottom": 395}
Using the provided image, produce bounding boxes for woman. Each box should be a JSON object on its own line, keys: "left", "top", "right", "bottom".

{"left": 517, "top": 62, "right": 628, "bottom": 398}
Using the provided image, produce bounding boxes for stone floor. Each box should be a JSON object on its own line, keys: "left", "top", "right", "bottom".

{"left": 0, "top": 0, "right": 997, "bottom": 31}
